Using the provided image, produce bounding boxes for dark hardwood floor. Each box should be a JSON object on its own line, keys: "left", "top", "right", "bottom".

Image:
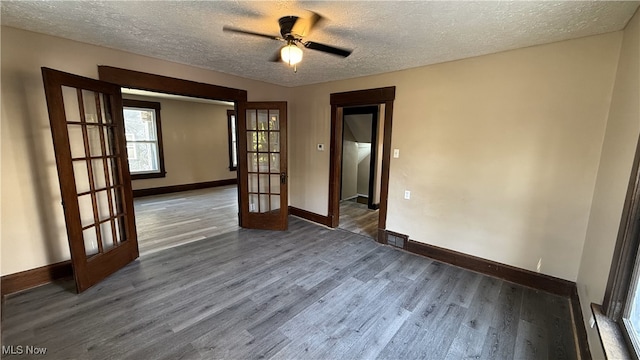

{"left": 134, "top": 185, "right": 239, "bottom": 255}
{"left": 1, "top": 218, "right": 577, "bottom": 359}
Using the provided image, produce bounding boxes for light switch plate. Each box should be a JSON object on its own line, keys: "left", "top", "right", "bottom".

{"left": 393, "top": 149, "right": 400, "bottom": 158}
{"left": 317, "top": 144, "right": 325, "bottom": 151}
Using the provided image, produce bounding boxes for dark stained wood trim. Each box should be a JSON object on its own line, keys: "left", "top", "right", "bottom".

{"left": 1, "top": 261, "right": 73, "bottom": 297}
{"left": 328, "top": 87, "right": 396, "bottom": 231}
{"left": 378, "top": 100, "right": 394, "bottom": 230}
{"left": 329, "top": 104, "right": 343, "bottom": 228}
{"left": 571, "top": 288, "right": 593, "bottom": 360}
{"left": 132, "top": 178, "right": 237, "bottom": 198}
{"left": 288, "top": 206, "right": 332, "bottom": 227}
{"left": 98, "top": 66, "right": 248, "bottom": 102}
{"left": 402, "top": 235, "right": 575, "bottom": 296}
{"left": 330, "top": 87, "right": 396, "bottom": 106}
{"left": 603, "top": 131, "right": 640, "bottom": 319}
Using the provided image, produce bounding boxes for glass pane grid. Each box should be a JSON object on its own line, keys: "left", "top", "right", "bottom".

{"left": 245, "top": 107, "right": 282, "bottom": 215}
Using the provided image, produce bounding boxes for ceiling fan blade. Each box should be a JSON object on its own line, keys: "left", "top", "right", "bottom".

{"left": 291, "top": 11, "right": 323, "bottom": 37}
{"left": 222, "top": 26, "right": 281, "bottom": 41}
{"left": 303, "top": 41, "right": 352, "bottom": 57}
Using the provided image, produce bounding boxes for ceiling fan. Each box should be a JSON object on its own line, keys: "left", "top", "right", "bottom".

{"left": 223, "top": 12, "right": 352, "bottom": 71}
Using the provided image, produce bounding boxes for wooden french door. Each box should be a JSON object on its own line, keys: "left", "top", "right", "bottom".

{"left": 42, "top": 68, "right": 138, "bottom": 293}
{"left": 237, "top": 102, "right": 288, "bottom": 230}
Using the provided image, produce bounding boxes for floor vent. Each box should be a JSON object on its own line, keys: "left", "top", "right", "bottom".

{"left": 385, "top": 230, "right": 408, "bottom": 249}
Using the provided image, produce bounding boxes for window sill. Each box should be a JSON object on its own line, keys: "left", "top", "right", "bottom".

{"left": 131, "top": 172, "right": 166, "bottom": 180}
{"left": 591, "top": 303, "right": 632, "bottom": 359}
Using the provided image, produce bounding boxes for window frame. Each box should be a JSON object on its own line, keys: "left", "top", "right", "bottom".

{"left": 122, "top": 99, "right": 166, "bottom": 180}
{"left": 603, "top": 135, "right": 640, "bottom": 359}
{"left": 227, "top": 109, "right": 238, "bottom": 171}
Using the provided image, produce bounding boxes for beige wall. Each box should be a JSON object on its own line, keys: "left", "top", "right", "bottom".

{"left": 123, "top": 94, "right": 235, "bottom": 190}
{"left": 0, "top": 26, "right": 290, "bottom": 275}
{"left": 289, "top": 33, "right": 622, "bottom": 281}
{"left": 577, "top": 9, "right": 640, "bottom": 358}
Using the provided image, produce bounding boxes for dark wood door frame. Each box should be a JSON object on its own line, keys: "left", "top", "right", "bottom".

{"left": 97, "top": 66, "right": 248, "bottom": 224}
{"left": 341, "top": 106, "right": 380, "bottom": 210}
{"left": 329, "top": 87, "right": 396, "bottom": 242}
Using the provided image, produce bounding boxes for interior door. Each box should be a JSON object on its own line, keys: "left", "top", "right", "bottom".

{"left": 237, "top": 102, "right": 288, "bottom": 230}
{"left": 42, "top": 67, "right": 138, "bottom": 293}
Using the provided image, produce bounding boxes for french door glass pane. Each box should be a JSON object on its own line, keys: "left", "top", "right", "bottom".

{"left": 100, "top": 221, "right": 115, "bottom": 251}
{"left": 248, "top": 174, "right": 259, "bottom": 192}
{"left": 78, "top": 194, "right": 94, "bottom": 227}
{"left": 270, "top": 153, "right": 280, "bottom": 172}
{"left": 270, "top": 175, "right": 280, "bottom": 194}
{"left": 269, "top": 132, "right": 280, "bottom": 152}
{"left": 103, "top": 127, "right": 114, "bottom": 155}
{"left": 82, "top": 90, "right": 99, "bottom": 123}
{"left": 83, "top": 227, "right": 99, "bottom": 257}
{"left": 257, "top": 110, "right": 268, "bottom": 130}
{"left": 92, "top": 159, "right": 106, "bottom": 189}
{"left": 257, "top": 131, "right": 268, "bottom": 152}
{"left": 259, "top": 194, "right": 269, "bottom": 213}
{"left": 269, "top": 110, "right": 279, "bottom": 130}
{"left": 247, "top": 132, "right": 257, "bottom": 151}
{"left": 259, "top": 174, "right": 269, "bottom": 193}
{"left": 247, "top": 110, "right": 257, "bottom": 130}
{"left": 68, "top": 125, "right": 86, "bottom": 158}
{"left": 249, "top": 194, "right": 259, "bottom": 213}
{"left": 271, "top": 195, "right": 280, "bottom": 211}
{"left": 96, "top": 190, "right": 110, "bottom": 221}
{"left": 248, "top": 153, "right": 257, "bottom": 172}
{"left": 73, "top": 160, "right": 90, "bottom": 194}
{"left": 87, "top": 126, "right": 103, "bottom": 156}
{"left": 62, "top": 86, "right": 81, "bottom": 122}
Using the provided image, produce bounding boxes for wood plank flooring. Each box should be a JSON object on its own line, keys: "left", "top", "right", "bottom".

{"left": 134, "top": 186, "right": 239, "bottom": 255}
{"left": 1, "top": 218, "right": 578, "bottom": 360}
{"left": 339, "top": 200, "right": 379, "bottom": 240}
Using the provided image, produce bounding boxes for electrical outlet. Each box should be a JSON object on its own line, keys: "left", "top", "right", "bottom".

{"left": 404, "top": 190, "right": 411, "bottom": 200}
{"left": 536, "top": 258, "right": 542, "bottom": 273}
{"left": 393, "top": 149, "right": 400, "bottom": 158}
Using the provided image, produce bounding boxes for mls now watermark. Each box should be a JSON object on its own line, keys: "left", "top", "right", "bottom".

{"left": 2, "top": 345, "right": 48, "bottom": 355}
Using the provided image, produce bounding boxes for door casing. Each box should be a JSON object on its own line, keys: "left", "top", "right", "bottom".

{"left": 329, "top": 87, "right": 396, "bottom": 242}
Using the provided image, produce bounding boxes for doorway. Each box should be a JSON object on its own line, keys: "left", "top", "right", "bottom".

{"left": 338, "top": 106, "right": 381, "bottom": 239}
{"left": 328, "top": 87, "right": 396, "bottom": 243}
{"left": 119, "top": 89, "right": 240, "bottom": 255}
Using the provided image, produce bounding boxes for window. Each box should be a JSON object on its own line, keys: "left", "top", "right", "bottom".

{"left": 603, "top": 141, "right": 640, "bottom": 357}
{"left": 122, "top": 99, "right": 165, "bottom": 179}
{"left": 227, "top": 109, "right": 237, "bottom": 171}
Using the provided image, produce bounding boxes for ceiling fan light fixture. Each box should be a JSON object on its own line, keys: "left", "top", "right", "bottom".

{"left": 281, "top": 43, "right": 303, "bottom": 65}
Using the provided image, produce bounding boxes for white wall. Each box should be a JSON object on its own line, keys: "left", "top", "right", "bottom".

{"left": 577, "top": 9, "right": 640, "bottom": 359}
{"left": 0, "top": 26, "right": 291, "bottom": 276}
{"left": 123, "top": 94, "right": 235, "bottom": 190}
{"left": 341, "top": 125, "right": 358, "bottom": 200}
{"left": 357, "top": 145, "right": 371, "bottom": 196}
{"left": 289, "top": 33, "right": 622, "bottom": 281}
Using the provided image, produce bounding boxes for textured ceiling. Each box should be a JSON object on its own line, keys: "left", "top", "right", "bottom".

{"left": 2, "top": 1, "right": 638, "bottom": 87}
